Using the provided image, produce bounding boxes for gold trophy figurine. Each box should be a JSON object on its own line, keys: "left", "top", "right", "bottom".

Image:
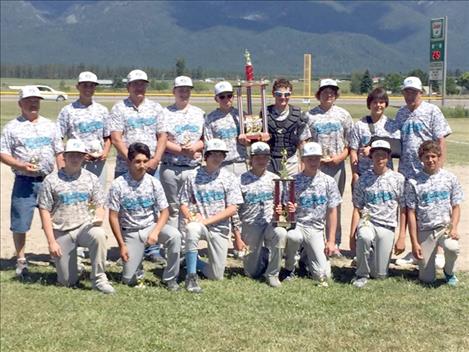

{"left": 29, "top": 154, "right": 40, "bottom": 170}
{"left": 273, "top": 149, "right": 296, "bottom": 229}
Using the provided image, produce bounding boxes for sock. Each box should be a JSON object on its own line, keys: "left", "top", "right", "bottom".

{"left": 185, "top": 251, "right": 198, "bottom": 274}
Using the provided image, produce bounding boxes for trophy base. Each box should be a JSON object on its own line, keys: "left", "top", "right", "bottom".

{"left": 246, "top": 133, "right": 262, "bottom": 142}
{"left": 273, "top": 220, "right": 296, "bottom": 230}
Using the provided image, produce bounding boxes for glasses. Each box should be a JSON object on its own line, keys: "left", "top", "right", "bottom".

{"left": 274, "top": 91, "right": 291, "bottom": 98}
{"left": 218, "top": 93, "right": 233, "bottom": 100}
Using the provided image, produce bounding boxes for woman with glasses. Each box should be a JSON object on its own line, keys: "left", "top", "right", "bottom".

{"left": 305, "top": 79, "right": 353, "bottom": 257}
{"left": 265, "top": 78, "right": 310, "bottom": 177}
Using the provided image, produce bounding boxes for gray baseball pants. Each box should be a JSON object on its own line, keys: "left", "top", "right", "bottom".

{"left": 221, "top": 160, "right": 248, "bottom": 177}
{"left": 53, "top": 222, "right": 109, "bottom": 287}
{"left": 285, "top": 224, "right": 331, "bottom": 279}
{"left": 355, "top": 221, "right": 395, "bottom": 279}
{"left": 418, "top": 227, "right": 459, "bottom": 283}
{"left": 241, "top": 222, "right": 287, "bottom": 279}
{"left": 321, "top": 161, "right": 345, "bottom": 245}
{"left": 121, "top": 224, "right": 181, "bottom": 284}
{"left": 185, "top": 222, "right": 230, "bottom": 280}
{"left": 160, "top": 164, "right": 193, "bottom": 228}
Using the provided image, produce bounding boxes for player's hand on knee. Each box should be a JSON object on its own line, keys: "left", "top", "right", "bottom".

{"left": 411, "top": 244, "right": 423, "bottom": 260}
{"left": 120, "top": 245, "right": 129, "bottom": 263}
{"left": 449, "top": 229, "right": 459, "bottom": 240}
{"left": 146, "top": 234, "right": 159, "bottom": 246}
{"left": 49, "top": 241, "right": 62, "bottom": 257}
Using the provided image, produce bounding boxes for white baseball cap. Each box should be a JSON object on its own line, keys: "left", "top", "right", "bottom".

{"left": 214, "top": 81, "right": 233, "bottom": 96}
{"left": 204, "top": 139, "right": 228, "bottom": 153}
{"left": 369, "top": 139, "right": 391, "bottom": 153}
{"left": 174, "top": 76, "right": 193, "bottom": 88}
{"left": 250, "top": 142, "right": 271, "bottom": 156}
{"left": 64, "top": 139, "right": 87, "bottom": 154}
{"left": 78, "top": 71, "right": 98, "bottom": 84}
{"left": 127, "top": 69, "right": 149, "bottom": 83}
{"left": 319, "top": 78, "right": 339, "bottom": 90}
{"left": 301, "top": 142, "right": 323, "bottom": 157}
{"left": 18, "top": 86, "right": 43, "bottom": 101}
{"left": 402, "top": 76, "right": 423, "bottom": 92}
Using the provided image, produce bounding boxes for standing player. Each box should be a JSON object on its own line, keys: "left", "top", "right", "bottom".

{"left": 109, "top": 69, "right": 168, "bottom": 262}
{"left": 396, "top": 76, "right": 452, "bottom": 180}
{"left": 56, "top": 71, "right": 111, "bottom": 186}
{"left": 160, "top": 76, "right": 204, "bottom": 228}
{"left": 0, "top": 86, "right": 63, "bottom": 279}
{"left": 305, "top": 79, "right": 353, "bottom": 256}
{"left": 349, "top": 140, "right": 406, "bottom": 288}
{"left": 238, "top": 142, "right": 287, "bottom": 287}
{"left": 107, "top": 143, "right": 182, "bottom": 291}
{"left": 38, "top": 139, "right": 114, "bottom": 294}
{"left": 406, "top": 141, "right": 462, "bottom": 286}
{"left": 283, "top": 142, "right": 341, "bottom": 283}
{"left": 265, "top": 78, "right": 310, "bottom": 177}
{"left": 179, "top": 139, "right": 244, "bottom": 293}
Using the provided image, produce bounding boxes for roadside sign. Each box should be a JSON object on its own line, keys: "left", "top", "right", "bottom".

{"left": 429, "top": 17, "right": 447, "bottom": 105}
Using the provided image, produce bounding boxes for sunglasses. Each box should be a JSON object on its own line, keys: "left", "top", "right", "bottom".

{"left": 274, "top": 91, "right": 291, "bottom": 98}
{"left": 218, "top": 93, "right": 233, "bottom": 100}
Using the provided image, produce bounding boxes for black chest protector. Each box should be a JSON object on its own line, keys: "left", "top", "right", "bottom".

{"left": 267, "top": 105, "right": 306, "bottom": 158}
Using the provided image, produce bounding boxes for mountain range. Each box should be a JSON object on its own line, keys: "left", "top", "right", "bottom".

{"left": 2, "top": 1, "right": 468, "bottom": 76}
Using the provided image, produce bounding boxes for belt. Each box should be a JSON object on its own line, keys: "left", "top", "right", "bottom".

{"left": 16, "top": 174, "right": 45, "bottom": 182}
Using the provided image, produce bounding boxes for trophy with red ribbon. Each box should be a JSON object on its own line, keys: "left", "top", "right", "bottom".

{"left": 273, "top": 149, "right": 296, "bottom": 229}
{"left": 235, "top": 49, "right": 268, "bottom": 142}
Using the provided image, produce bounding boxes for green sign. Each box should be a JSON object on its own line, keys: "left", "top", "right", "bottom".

{"left": 430, "top": 18, "right": 445, "bottom": 40}
{"left": 430, "top": 40, "right": 445, "bottom": 62}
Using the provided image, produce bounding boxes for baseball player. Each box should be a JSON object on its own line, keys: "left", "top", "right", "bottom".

{"left": 205, "top": 81, "right": 248, "bottom": 258}
{"left": 107, "top": 142, "right": 182, "bottom": 291}
{"left": 283, "top": 142, "right": 341, "bottom": 283}
{"left": 265, "top": 78, "right": 311, "bottom": 177}
{"left": 159, "top": 76, "right": 204, "bottom": 228}
{"left": 0, "top": 86, "right": 63, "bottom": 279}
{"left": 395, "top": 76, "right": 452, "bottom": 180}
{"left": 238, "top": 142, "right": 287, "bottom": 287}
{"left": 109, "top": 69, "right": 168, "bottom": 263}
{"left": 305, "top": 79, "right": 353, "bottom": 256}
{"left": 38, "top": 139, "right": 114, "bottom": 294}
{"left": 56, "top": 71, "right": 111, "bottom": 186}
{"left": 349, "top": 87, "right": 400, "bottom": 184}
{"left": 179, "top": 139, "right": 244, "bottom": 293}
{"left": 349, "top": 140, "right": 406, "bottom": 288}
{"left": 406, "top": 141, "right": 463, "bottom": 286}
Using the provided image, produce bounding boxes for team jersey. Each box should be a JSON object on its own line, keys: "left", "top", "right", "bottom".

{"left": 107, "top": 172, "right": 169, "bottom": 231}
{"left": 238, "top": 170, "right": 277, "bottom": 225}
{"left": 305, "top": 105, "right": 353, "bottom": 157}
{"left": 1, "top": 115, "right": 63, "bottom": 176}
{"left": 349, "top": 115, "right": 400, "bottom": 175}
{"left": 179, "top": 166, "right": 244, "bottom": 235}
{"left": 205, "top": 107, "right": 247, "bottom": 163}
{"left": 353, "top": 169, "right": 405, "bottom": 228}
{"left": 294, "top": 171, "right": 342, "bottom": 229}
{"left": 395, "top": 101, "right": 451, "bottom": 179}
{"left": 56, "top": 100, "right": 110, "bottom": 153}
{"left": 405, "top": 168, "right": 463, "bottom": 231}
{"left": 109, "top": 98, "right": 166, "bottom": 174}
{"left": 38, "top": 168, "right": 103, "bottom": 231}
{"left": 160, "top": 104, "right": 205, "bottom": 166}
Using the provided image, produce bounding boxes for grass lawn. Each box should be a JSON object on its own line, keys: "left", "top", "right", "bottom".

{"left": 1, "top": 260, "right": 468, "bottom": 352}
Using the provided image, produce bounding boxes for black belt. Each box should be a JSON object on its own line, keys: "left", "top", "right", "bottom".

{"left": 16, "top": 174, "right": 45, "bottom": 182}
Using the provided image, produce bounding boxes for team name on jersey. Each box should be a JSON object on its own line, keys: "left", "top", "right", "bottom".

{"left": 77, "top": 120, "right": 103, "bottom": 133}
{"left": 244, "top": 191, "right": 273, "bottom": 205}
{"left": 24, "top": 136, "right": 52, "bottom": 149}
{"left": 59, "top": 192, "right": 89, "bottom": 205}
{"left": 314, "top": 121, "right": 341, "bottom": 134}
{"left": 122, "top": 196, "right": 155, "bottom": 210}
{"left": 421, "top": 190, "right": 450, "bottom": 205}
{"left": 127, "top": 116, "right": 156, "bottom": 129}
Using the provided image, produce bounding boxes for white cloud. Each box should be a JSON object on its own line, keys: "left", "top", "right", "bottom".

{"left": 65, "top": 14, "right": 78, "bottom": 24}
{"left": 241, "top": 13, "right": 264, "bottom": 21}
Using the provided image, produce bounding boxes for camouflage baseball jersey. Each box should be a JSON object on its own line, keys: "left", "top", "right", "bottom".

{"left": 405, "top": 168, "right": 463, "bottom": 231}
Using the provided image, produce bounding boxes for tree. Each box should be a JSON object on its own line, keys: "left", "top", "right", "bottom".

{"left": 383, "top": 73, "right": 403, "bottom": 93}
{"left": 457, "top": 72, "right": 469, "bottom": 90}
{"left": 407, "top": 68, "right": 428, "bottom": 85}
{"left": 446, "top": 77, "right": 459, "bottom": 95}
{"left": 360, "top": 70, "right": 373, "bottom": 94}
{"left": 175, "top": 58, "right": 186, "bottom": 76}
{"left": 350, "top": 71, "right": 362, "bottom": 94}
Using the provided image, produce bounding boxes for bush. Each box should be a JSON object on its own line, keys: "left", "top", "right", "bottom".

{"left": 441, "top": 105, "right": 469, "bottom": 118}
{"left": 151, "top": 80, "right": 170, "bottom": 91}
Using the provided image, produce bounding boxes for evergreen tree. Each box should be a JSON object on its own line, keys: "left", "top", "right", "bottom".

{"left": 360, "top": 70, "right": 373, "bottom": 94}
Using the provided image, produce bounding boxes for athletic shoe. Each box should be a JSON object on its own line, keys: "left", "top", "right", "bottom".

{"left": 351, "top": 276, "right": 368, "bottom": 288}
{"left": 15, "top": 258, "right": 31, "bottom": 281}
{"left": 435, "top": 253, "right": 445, "bottom": 270}
{"left": 164, "top": 279, "right": 180, "bottom": 292}
{"left": 93, "top": 281, "right": 116, "bottom": 294}
{"left": 185, "top": 273, "right": 202, "bottom": 293}
{"left": 444, "top": 271, "right": 458, "bottom": 287}
{"left": 395, "top": 252, "right": 418, "bottom": 266}
{"left": 267, "top": 276, "right": 281, "bottom": 288}
{"left": 330, "top": 245, "right": 343, "bottom": 258}
{"left": 282, "top": 270, "right": 296, "bottom": 282}
{"left": 233, "top": 249, "right": 246, "bottom": 259}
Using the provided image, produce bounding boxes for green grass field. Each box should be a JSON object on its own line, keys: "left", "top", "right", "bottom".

{"left": 1, "top": 259, "right": 468, "bottom": 352}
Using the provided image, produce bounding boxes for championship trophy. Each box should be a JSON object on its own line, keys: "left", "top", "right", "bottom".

{"left": 273, "top": 149, "right": 296, "bottom": 229}
{"left": 235, "top": 49, "right": 269, "bottom": 142}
